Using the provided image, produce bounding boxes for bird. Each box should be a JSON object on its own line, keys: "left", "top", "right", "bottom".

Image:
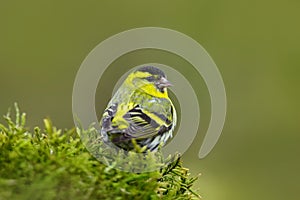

{"left": 100, "top": 66, "right": 177, "bottom": 152}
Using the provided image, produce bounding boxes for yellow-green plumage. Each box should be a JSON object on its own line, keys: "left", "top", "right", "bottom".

{"left": 100, "top": 66, "right": 176, "bottom": 151}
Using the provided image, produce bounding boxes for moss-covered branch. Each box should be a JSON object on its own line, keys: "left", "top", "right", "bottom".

{"left": 0, "top": 104, "right": 200, "bottom": 200}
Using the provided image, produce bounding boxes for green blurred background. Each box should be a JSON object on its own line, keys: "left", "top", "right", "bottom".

{"left": 1, "top": 1, "right": 299, "bottom": 199}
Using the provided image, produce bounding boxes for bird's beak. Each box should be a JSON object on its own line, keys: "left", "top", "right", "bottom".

{"left": 158, "top": 77, "right": 172, "bottom": 89}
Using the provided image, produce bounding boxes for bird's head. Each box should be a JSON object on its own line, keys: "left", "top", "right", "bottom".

{"left": 126, "top": 66, "right": 172, "bottom": 98}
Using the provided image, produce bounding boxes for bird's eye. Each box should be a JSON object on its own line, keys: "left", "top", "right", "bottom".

{"left": 145, "top": 76, "right": 155, "bottom": 82}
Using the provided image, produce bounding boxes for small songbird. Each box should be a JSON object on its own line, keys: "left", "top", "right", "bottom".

{"left": 100, "top": 66, "right": 177, "bottom": 151}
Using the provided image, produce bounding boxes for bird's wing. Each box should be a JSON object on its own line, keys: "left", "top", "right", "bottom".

{"left": 122, "top": 105, "right": 162, "bottom": 139}
{"left": 100, "top": 103, "right": 158, "bottom": 141}
{"left": 101, "top": 91, "right": 175, "bottom": 142}
{"left": 122, "top": 97, "right": 175, "bottom": 140}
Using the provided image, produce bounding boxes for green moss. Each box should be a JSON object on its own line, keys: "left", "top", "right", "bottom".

{"left": 0, "top": 104, "right": 200, "bottom": 200}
